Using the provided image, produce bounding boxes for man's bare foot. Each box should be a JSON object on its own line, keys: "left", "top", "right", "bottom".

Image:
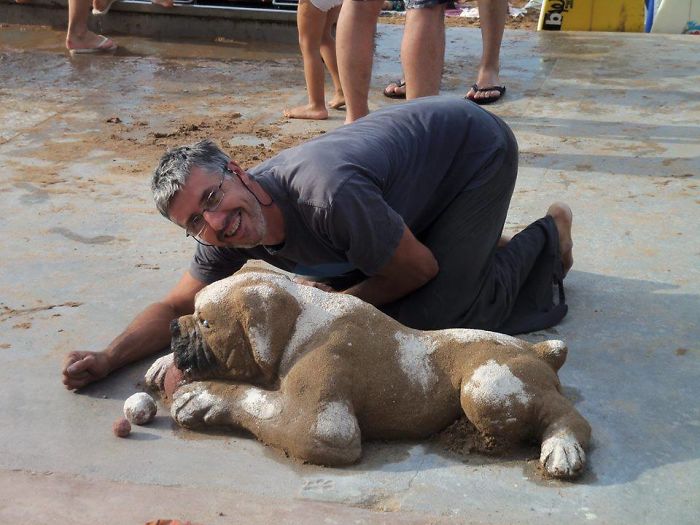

{"left": 283, "top": 104, "right": 329, "bottom": 120}
{"left": 151, "top": 0, "right": 174, "bottom": 7}
{"left": 329, "top": 95, "right": 345, "bottom": 110}
{"left": 497, "top": 234, "right": 512, "bottom": 248}
{"left": 547, "top": 202, "right": 574, "bottom": 277}
{"left": 383, "top": 80, "right": 406, "bottom": 99}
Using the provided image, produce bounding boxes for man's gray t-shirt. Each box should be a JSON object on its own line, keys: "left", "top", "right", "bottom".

{"left": 190, "top": 97, "right": 513, "bottom": 284}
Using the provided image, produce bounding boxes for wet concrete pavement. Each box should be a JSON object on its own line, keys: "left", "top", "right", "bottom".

{"left": 1, "top": 21, "right": 699, "bottom": 525}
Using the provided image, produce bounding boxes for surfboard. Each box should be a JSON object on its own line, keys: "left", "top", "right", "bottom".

{"left": 651, "top": 0, "right": 700, "bottom": 33}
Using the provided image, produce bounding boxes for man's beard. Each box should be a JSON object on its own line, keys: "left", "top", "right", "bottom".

{"left": 231, "top": 197, "right": 267, "bottom": 249}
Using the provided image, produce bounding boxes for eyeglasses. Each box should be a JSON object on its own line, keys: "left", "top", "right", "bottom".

{"left": 185, "top": 169, "right": 230, "bottom": 246}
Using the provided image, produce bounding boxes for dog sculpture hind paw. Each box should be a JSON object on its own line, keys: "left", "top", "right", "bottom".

{"left": 540, "top": 430, "right": 586, "bottom": 478}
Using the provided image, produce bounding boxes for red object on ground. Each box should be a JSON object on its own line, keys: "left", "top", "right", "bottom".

{"left": 112, "top": 417, "right": 131, "bottom": 438}
{"left": 163, "top": 365, "right": 186, "bottom": 398}
{"left": 146, "top": 520, "right": 195, "bottom": 525}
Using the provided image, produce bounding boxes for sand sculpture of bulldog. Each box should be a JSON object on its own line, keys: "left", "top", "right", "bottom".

{"left": 146, "top": 267, "right": 591, "bottom": 478}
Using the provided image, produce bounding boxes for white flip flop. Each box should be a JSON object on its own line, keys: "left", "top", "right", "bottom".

{"left": 68, "top": 35, "right": 118, "bottom": 55}
{"left": 92, "top": 0, "right": 120, "bottom": 16}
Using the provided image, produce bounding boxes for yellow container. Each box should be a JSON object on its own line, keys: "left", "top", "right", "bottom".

{"left": 538, "top": 0, "right": 645, "bottom": 32}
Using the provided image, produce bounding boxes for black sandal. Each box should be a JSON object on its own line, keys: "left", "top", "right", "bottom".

{"left": 465, "top": 84, "right": 506, "bottom": 105}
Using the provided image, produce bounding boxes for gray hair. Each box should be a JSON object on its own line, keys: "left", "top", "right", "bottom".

{"left": 151, "top": 139, "right": 231, "bottom": 218}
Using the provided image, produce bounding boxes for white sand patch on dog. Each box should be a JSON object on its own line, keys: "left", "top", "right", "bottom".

{"left": 248, "top": 325, "right": 272, "bottom": 367}
{"left": 394, "top": 332, "right": 436, "bottom": 392}
{"left": 195, "top": 278, "right": 238, "bottom": 310}
{"left": 543, "top": 340, "right": 566, "bottom": 352}
{"left": 441, "top": 328, "right": 525, "bottom": 349}
{"left": 240, "top": 389, "right": 281, "bottom": 420}
{"left": 315, "top": 402, "right": 358, "bottom": 444}
{"left": 246, "top": 283, "right": 276, "bottom": 302}
{"left": 276, "top": 279, "right": 366, "bottom": 369}
{"left": 462, "top": 360, "right": 531, "bottom": 408}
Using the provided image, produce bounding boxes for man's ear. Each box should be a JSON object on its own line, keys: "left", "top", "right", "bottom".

{"left": 227, "top": 160, "right": 245, "bottom": 178}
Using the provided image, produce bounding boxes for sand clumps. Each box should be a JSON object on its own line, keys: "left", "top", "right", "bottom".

{"left": 112, "top": 417, "right": 131, "bottom": 438}
{"left": 123, "top": 392, "right": 157, "bottom": 425}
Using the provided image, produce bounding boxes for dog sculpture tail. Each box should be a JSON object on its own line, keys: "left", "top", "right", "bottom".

{"left": 531, "top": 340, "right": 568, "bottom": 371}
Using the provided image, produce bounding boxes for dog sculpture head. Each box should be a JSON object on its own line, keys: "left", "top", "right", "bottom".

{"left": 172, "top": 268, "right": 301, "bottom": 385}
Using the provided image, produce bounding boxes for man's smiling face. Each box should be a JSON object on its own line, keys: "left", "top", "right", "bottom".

{"left": 168, "top": 163, "right": 267, "bottom": 249}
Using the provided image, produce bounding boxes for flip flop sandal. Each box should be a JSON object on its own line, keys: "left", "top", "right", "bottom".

{"left": 92, "top": 0, "right": 120, "bottom": 15}
{"left": 68, "top": 35, "right": 118, "bottom": 55}
{"left": 383, "top": 80, "right": 406, "bottom": 99}
{"left": 465, "top": 84, "right": 506, "bottom": 105}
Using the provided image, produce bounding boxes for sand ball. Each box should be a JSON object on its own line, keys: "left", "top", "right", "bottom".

{"left": 123, "top": 392, "right": 157, "bottom": 425}
{"left": 113, "top": 417, "right": 131, "bottom": 438}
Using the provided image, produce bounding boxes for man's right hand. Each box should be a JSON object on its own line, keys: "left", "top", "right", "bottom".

{"left": 62, "top": 351, "right": 112, "bottom": 391}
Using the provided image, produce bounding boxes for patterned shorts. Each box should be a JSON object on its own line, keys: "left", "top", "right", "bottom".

{"left": 353, "top": 0, "right": 448, "bottom": 8}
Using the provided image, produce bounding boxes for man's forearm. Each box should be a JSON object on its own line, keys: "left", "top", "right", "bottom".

{"left": 103, "top": 302, "right": 180, "bottom": 373}
{"left": 342, "top": 272, "right": 431, "bottom": 307}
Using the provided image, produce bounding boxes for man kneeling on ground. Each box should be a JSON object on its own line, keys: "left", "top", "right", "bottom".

{"left": 62, "top": 96, "right": 573, "bottom": 390}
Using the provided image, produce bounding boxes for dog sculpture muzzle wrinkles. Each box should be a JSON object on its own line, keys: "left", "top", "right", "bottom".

{"left": 171, "top": 319, "right": 220, "bottom": 379}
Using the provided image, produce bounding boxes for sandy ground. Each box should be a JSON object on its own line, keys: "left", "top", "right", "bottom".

{"left": 381, "top": 0, "right": 541, "bottom": 30}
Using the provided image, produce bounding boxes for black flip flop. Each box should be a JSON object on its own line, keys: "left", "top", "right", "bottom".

{"left": 465, "top": 84, "right": 506, "bottom": 105}
{"left": 383, "top": 80, "right": 406, "bottom": 99}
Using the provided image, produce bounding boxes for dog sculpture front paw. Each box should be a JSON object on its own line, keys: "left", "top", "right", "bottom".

{"left": 171, "top": 383, "right": 226, "bottom": 428}
{"left": 145, "top": 353, "right": 174, "bottom": 391}
{"left": 540, "top": 430, "right": 586, "bottom": 478}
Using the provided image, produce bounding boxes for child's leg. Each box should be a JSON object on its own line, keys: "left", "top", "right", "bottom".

{"left": 284, "top": 0, "right": 330, "bottom": 120}
{"left": 321, "top": 4, "right": 345, "bottom": 110}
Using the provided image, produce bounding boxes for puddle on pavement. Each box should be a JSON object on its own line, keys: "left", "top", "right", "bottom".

{"left": 0, "top": 25, "right": 299, "bottom": 61}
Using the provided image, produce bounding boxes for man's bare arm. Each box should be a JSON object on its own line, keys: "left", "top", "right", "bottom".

{"left": 342, "top": 226, "right": 438, "bottom": 306}
{"left": 62, "top": 272, "right": 206, "bottom": 391}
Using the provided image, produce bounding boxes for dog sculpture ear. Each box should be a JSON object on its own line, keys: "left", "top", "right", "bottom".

{"left": 532, "top": 340, "right": 568, "bottom": 371}
{"left": 236, "top": 276, "right": 302, "bottom": 384}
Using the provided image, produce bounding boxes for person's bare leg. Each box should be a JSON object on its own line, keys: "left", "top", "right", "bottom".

{"left": 546, "top": 202, "right": 574, "bottom": 277}
{"left": 466, "top": 0, "right": 507, "bottom": 102}
{"left": 67, "top": 0, "right": 115, "bottom": 50}
{"left": 151, "top": 0, "right": 174, "bottom": 6}
{"left": 336, "top": 0, "right": 383, "bottom": 123}
{"left": 497, "top": 234, "right": 512, "bottom": 248}
{"left": 321, "top": 5, "right": 345, "bottom": 110}
{"left": 284, "top": 0, "right": 330, "bottom": 120}
{"left": 402, "top": 4, "right": 445, "bottom": 99}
